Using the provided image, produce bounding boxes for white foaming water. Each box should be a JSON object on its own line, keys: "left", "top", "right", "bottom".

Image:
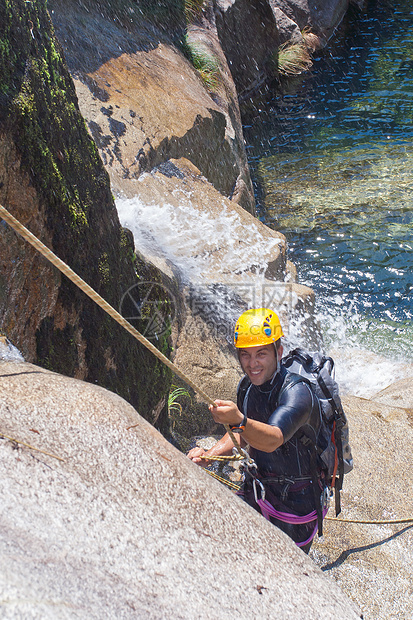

{"left": 315, "top": 306, "right": 413, "bottom": 398}
{"left": 333, "top": 347, "right": 412, "bottom": 398}
{"left": 116, "top": 193, "right": 281, "bottom": 284}
{"left": 116, "top": 194, "right": 413, "bottom": 398}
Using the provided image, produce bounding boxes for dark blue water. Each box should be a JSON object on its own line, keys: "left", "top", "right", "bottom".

{"left": 243, "top": 0, "right": 413, "bottom": 363}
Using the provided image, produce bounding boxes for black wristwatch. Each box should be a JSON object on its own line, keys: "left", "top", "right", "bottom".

{"left": 230, "top": 412, "right": 247, "bottom": 433}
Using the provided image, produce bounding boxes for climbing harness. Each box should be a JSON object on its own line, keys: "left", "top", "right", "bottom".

{"left": 202, "top": 455, "right": 413, "bottom": 528}
{"left": 248, "top": 471, "right": 330, "bottom": 548}
{"left": 201, "top": 458, "right": 413, "bottom": 528}
{"left": 202, "top": 446, "right": 329, "bottom": 547}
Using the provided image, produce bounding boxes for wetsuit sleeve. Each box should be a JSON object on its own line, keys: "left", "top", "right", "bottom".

{"left": 267, "top": 381, "right": 313, "bottom": 443}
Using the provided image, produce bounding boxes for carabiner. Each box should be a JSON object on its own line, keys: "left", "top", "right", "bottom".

{"left": 253, "top": 477, "right": 266, "bottom": 503}
{"left": 321, "top": 485, "right": 331, "bottom": 510}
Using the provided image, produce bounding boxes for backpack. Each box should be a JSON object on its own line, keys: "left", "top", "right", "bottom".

{"left": 282, "top": 347, "right": 353, "bottom": 517}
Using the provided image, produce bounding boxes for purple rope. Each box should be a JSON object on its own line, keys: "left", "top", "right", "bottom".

{"left": 257, "top": 498, "right": 329, "bottom": 548}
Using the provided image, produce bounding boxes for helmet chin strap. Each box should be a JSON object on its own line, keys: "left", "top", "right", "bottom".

{"left": 270, "top": 343, "right": 280, "bottom": 384}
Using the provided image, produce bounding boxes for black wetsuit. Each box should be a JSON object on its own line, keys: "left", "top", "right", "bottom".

{"left": 237, "top": 364, "right": 324, "bottom": 552}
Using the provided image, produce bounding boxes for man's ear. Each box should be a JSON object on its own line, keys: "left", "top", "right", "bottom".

{"left": 277, "top": 344, "right": 283, "bottom": 361}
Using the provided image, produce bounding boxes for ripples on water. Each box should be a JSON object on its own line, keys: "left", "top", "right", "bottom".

{"left": 243, "top": 0, "right": 413, "bottom": 392}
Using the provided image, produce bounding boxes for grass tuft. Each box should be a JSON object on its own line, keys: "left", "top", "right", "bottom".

{"left": 168, "top": 385, "right": 191, "bottom": 429}
{"left": 277, "top": 42, "right": 313, "bottom": 76}
{"left": 180, "top": 36, "right": 221, "bottom": 91}
{"left": 184, "top": 0, "right": 205, "bottom": 22}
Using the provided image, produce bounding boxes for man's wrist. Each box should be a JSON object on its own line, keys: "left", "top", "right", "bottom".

{"left": 229, "top": 411, "right": 247, "bottom": 433}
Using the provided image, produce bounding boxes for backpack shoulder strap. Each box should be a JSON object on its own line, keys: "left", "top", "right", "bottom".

{"left": 278, "top": 371, "right": 312, "bottom": 402}
{"left": 283, "top": 347, "right": 313, "bottom": 370}
{"left": 237, "top": 375, "right": 252, "bottom": 413}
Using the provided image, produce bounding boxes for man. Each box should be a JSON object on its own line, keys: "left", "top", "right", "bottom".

{"left": 188, "top": 307, "right": 326, "bottom": 553}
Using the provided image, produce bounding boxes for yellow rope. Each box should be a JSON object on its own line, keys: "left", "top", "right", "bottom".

{"left": 0, "top": 204, "right": 243, "bottom": 455}
{"left": 325, "top": 516, "right": 413, "bottom": 525}
{"left": 0, "top": 432, "right": 65, "bottom": 461}
{"left": 204, "top": 469, "right": 241, "bottom": 491}
{"left": 200, "top": 454, "right": 244, "bottom": 462}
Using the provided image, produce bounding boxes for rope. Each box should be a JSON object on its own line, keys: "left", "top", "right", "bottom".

{"left": 6, "top": 207, "right": 413, "bottom": 529}
{"left": 204, "top": 466, "right": 413, "bottom": 526}
{"left": 0, "top": 204, "right": 244, "bottom": 455}
{"left": 325, "top": 516, "right": 413, "bottom": 525}
{"left": 204, "top": 469, "right": 241, "bottom": 491}
{"left": 200, "top": 454, "right": 244, "bottom": 462}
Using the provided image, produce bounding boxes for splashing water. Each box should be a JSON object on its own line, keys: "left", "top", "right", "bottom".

{"left": 116, "top": 181, "right": 413, "bottom": 397}
{"left": 116, "top": 191, "right": 294, "bottom": 346}
{"left": 116, "top": 192, "right": 282, "bottom": 284}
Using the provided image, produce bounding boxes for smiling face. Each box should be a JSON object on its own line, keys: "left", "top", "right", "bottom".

{"left": 238, "top": 343, "right": 283, "bottom": 386}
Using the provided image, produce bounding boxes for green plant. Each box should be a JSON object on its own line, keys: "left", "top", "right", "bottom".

{"left": 277, "top": 42, "right": 312, "bottom": 77}
{"left": 168, "top": 385, "right": 191, "bottom": 428}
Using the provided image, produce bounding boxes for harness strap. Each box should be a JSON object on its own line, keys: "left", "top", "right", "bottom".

{"left": 300, "top": 426, "right": 324, "bottom": 538}
{"left": 255, "top": 498, "right": 329, "bottom": 548}
{"left": 258, "top": 475, "right": 312, "bottom": 485}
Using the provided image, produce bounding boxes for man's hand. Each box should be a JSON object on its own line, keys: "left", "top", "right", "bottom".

{"left": 187, "top": 428, "right": 240, "bottom": 467}
{"left": 208, "top": 400, "right": 244, "bottom": 427}
{"left": 187, "top": 446, "right": 211, "bottom": 467}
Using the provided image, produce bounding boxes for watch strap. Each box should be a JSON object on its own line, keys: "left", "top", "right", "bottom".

{"left": 230, "top": 412, "right": 247, "bottom": 433}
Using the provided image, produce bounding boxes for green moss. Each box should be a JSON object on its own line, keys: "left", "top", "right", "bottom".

{"left": 3, "top": 7, "right": 92, "bottom": 233}
{"left": 98, "top": 252, "right": 110, "bottom": 285}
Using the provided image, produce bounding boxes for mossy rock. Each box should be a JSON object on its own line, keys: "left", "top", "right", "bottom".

{"left": 0, "top": 0, "right": 172, "bottom": 432}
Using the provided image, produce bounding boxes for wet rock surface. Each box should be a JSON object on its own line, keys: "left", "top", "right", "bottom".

{"left": 114, "top": 157, "right": 318, "bottom": 436}
{"left": 269, "top": 0, "right": 350, "bottom": 43}
{"left": 46, "top": 0, "right": 352, "bottom": 434}
{"left": 49, "top": 0, "right": 255, "bottom": 214}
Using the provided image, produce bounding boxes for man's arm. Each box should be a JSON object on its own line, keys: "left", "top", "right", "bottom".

{"left": 208, "top": 400, "right": 284, "bottom": 453}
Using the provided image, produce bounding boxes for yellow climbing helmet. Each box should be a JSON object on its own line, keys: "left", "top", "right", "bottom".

{"left": 234, "top": 308, "right": 284, "bottom": 348}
